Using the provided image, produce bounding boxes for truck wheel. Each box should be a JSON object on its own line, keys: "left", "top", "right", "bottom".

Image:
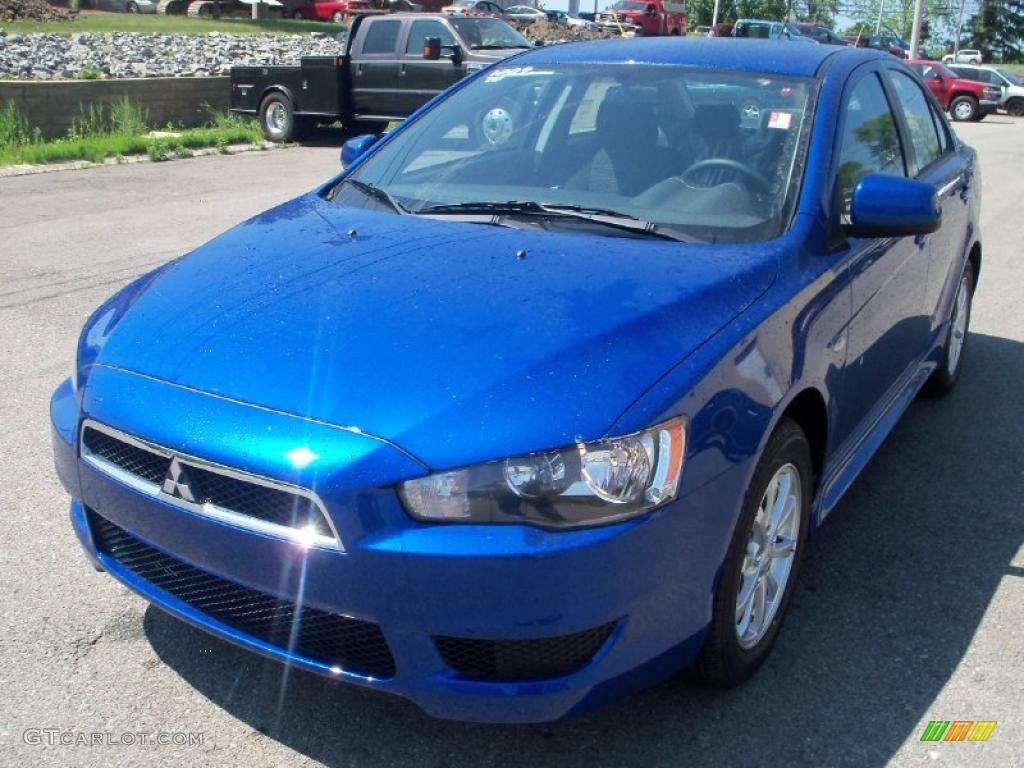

{"left": 126, "top": 1, "right": 140, "bottom": 11}
{"left": 260, "top": 93, "right": 298, "bottom": 142}
{"left": 332, "top": 10, "right": 344, "bottom": 22}
{"left": 949, "top": 95, "right": 979, "bottom": 122}
{"left": 292, "top": 9, "right": 304, "bottom": 18}
{"left": 1007, "top": 99, "right": 1024, "bottom": 118}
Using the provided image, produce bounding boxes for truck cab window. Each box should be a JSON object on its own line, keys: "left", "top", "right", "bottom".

{"left": 362, "top": 20, "right": 401, "bottom": 55}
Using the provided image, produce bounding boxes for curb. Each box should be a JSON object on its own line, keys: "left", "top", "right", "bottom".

{"left": 0, "top": 140, "right": 290, "bottom": 178}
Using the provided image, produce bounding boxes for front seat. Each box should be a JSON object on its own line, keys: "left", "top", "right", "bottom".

{"left": 566, "top": 87, "right": 662, "bottom": 197}
{"left": 688, "top": 104, "right": 743, "bottom": 186}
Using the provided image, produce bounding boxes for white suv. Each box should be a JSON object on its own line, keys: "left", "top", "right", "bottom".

{"left": 943, "top": 49, "right": 983, "bottom": 64}
{"left": 948, "top": 63, "right": 1024, "bottom": 117}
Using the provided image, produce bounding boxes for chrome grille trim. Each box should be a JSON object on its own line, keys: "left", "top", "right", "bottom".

{"left": 80, "top": 419, "right": 343, "bottom": 551}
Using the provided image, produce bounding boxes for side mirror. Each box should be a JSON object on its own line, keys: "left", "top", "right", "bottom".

{"left": 534, "top": 39, "right": 545, "bottom": 47}
{"left": 340, "top": 134, "right": 378, "bottom": 169}
{"left": 423, "top": 36, "right": 441, "bottom": 60}
{"left": 846, "top": 174, "right": 940, "bottom": 238}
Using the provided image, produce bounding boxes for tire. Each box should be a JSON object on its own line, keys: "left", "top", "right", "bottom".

{"left": 689, "top": 419, "right": 812, "bottom": 688}
{"left": 292, "top": 9, "right": 304, "bottom": 18}
{"left": 922, "top": 261, "right": 974, "bottom": 397}
{"left": 126, "top": 1, "right": 140, "bottom": 11}
{"left": 1006, "top": 99, "right": 1024, "bottom": 118}
{"left": 332, "top": 10, "right": 344, "bottom": 22}
{"left": 950, "top": 95, "right": 979, "bottom": 122}
{"left": 259, "top": 93, "right": 298, "bottom": 142}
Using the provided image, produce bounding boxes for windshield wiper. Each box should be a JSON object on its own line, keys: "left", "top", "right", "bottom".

{"left": 418, "top": 200, "right": 691, "bottom": 241}
{"left": 472, "top": 44, "right": 532, "bottom": 49}
{"left": 346, "top": 179, "right": 408, "bottom": 214}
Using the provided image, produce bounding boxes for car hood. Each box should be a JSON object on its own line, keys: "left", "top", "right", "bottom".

{"left": 94, "top": 194, "right": 779, "bottom": 469}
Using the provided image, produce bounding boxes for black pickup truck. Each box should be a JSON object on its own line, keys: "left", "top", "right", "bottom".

{"left": 230, "top": 13, "right": 533, "bottom": 142}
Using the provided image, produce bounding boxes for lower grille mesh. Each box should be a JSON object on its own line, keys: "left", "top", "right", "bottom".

{"left": 88, "top": 509, "right": 395, "bottom": 678}
{"left": 434, "top": 623, "right": 615, "bottom": 682}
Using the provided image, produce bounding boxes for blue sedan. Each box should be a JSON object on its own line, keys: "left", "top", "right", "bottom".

{"left": 51, "top": 39, "right": 981, "bottom": 723}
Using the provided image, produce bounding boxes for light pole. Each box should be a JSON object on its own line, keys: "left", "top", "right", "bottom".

{"left": 712, "top": 0, "right": 720, "bottom": 29}
{"left": 909, "top": 0, "right": 925, "bottom": 58}
{"left": 875, "top": 0, "right": 886, "bottom": 34}
{"left": 954, "top": 0, "right": 967, "bottom": 56}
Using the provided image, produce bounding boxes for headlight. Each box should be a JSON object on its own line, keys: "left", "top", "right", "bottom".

{"left": 984, "top": 86, "right": 1001, "bottom": 99}
{"left": 399, "top": 417, "right": 686, "bottom": 529}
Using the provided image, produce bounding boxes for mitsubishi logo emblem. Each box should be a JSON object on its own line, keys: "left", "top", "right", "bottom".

{"left": 162, "top": 457, "right": 197, "bottom": 503}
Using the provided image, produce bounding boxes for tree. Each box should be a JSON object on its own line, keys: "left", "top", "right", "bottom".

{"left": 839, "top": 0, "right": 958, "bottom": 41}
{"left": 967, "top": 0, "right": 1024, "bottom": 62}
{"left": 687, "top": 0, "right": 792, "bottom": 26}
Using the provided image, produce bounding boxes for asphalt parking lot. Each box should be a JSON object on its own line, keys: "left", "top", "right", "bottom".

{"left": 1, "top": 118, "right": 1022, "bottom": 768}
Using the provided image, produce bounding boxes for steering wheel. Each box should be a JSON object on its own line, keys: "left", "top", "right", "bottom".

{"left": 680, "top": 158, "right": 771, "bottom": 194}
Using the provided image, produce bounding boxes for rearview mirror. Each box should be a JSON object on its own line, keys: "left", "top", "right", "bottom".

{"left": 423, "top": 36, "right": 441, "bottom": 60}
{"left": 340, "top": 134, "right": 378, "bottom": 169}
{"left": 846, "top": 173, "right": 940, "bottom": 238}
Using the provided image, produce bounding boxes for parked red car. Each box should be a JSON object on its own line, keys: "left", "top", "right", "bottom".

{"left": 289, "top": 0, "right": 370, "bottom": 22}
{"left": 594, "top": 0, "right": 686, "bottom": 36}
{"left": 907, "top": 60, "right": 1002, "bottom": 122}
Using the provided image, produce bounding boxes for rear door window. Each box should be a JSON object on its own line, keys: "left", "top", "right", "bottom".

{"left": 361, "top": 19, "right": 401, "bottom": 55}
{"left": 887, "top": 70, "right": 943, "bottom": 172}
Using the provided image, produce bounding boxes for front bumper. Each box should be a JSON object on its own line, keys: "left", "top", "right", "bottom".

{"left": 980, "top": 99, "right": 999, "bottom": 115}
{"left": 51, "top": 371, "right": 742, "bottom": 723}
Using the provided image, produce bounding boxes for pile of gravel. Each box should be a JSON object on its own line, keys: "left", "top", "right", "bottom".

{"left": 513, "top": 20, "right": 616, "bottom": 44}
{"left": 0, "top": 0, "right": 70, "bottom": 22}
{"left": 0, "top": 30, "right": 344, "bottom": 79}
{"left": 0, "top": 23, "right": 618, "bottom": 81}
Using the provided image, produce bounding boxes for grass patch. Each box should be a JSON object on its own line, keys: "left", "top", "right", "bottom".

{"left": 2, "top": 13, "right": 345, "bottom": 36}
{"left": 0, "top": 99, "right": 263, "bottom": 167}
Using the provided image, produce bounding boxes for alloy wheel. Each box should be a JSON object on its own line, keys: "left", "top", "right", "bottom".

{"left": 735, "top": 463, "right": 802, "bottom": 650}
{"left": 947, "top": 271, "right": 970, "bottom": 375}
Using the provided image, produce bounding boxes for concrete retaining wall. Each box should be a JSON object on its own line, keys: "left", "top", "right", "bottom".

{"left": 0, "top": 77, "right": 231, "bottom": 140}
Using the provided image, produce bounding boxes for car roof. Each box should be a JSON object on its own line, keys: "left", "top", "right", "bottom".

{"left": 515, "top": 38, "right": 888, "bottom": 78}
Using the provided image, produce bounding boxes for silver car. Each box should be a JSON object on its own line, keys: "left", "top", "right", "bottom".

{"left": 948, "top": 63, "right": 1024, "bottom": 117}
{"left": 503, "top": 4, "right": 546, "bottom": 22}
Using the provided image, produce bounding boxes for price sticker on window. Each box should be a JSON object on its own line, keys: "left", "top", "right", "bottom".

{"left": 768, "top": 111, "right": 793, "bottom": 130}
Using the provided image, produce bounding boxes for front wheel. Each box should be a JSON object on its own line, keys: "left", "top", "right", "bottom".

{"left": 259, "top": 93, "right": 298, "bottom": 142}
{"left": 332, "top": 10, "right": 344, "bottom": 22}
{"left": 689, "top": 419, "right": 812, "bottom": 687}
{"left": 1006, "top": 98, "right": 1024, "bottom": 118}
{"left": 922, "top": 262, "right": 974, "bottom": 397}
{"left": 292, "top": 9, "right": 304, "bottom": 18}
{"left": 950, "top": 95, "right": 979, "bottom": 122}
{"left": 126, "top": 1, "right": 140, "bottom": 11}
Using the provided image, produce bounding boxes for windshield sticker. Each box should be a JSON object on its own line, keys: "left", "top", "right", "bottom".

{"left": 768, "top": 111, "right": 793, "bottom": 130}
{"left": 485, "top": 67, "right": 553, "bottom": 83}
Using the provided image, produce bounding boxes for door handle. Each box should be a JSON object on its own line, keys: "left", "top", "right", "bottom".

{"left": 399, "top": 64, "right": 407, "bottom": 77}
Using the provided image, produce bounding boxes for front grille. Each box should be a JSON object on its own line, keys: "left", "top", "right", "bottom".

{"left": 88, "top": 509, "right": 395, "bottom": 678}
{"left": 186, "top": 464, "right": 333, "bottom": 537}
{"left": 80, "top": 422, "right": 337, "bottom": 546}
{"left": 434, "top": 623, "right": 616, "bottom": 682}
{"left": 82, "top": 427, "right": 170, "bottom": 485}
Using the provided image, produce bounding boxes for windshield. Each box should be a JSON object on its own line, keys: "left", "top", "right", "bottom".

{"left": 450, "top": 17, "right": 532, "bottom": 49}
{"left": 609, "top": 1, "right": 646, "bottom": 10}
{"left": 734, "top": 21, "right": 776, "bottom": 38}
{"left": 334, "top": 64, "right": 815, "bottom": 244}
